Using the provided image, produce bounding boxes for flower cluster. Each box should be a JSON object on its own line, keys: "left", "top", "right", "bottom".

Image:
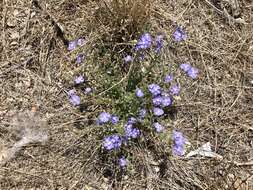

{"left": 180, "top": 63, "right": 199, "bottom": 79}
{"left": 103, "top": 135, "right": 122, "bottom": 151}
{"left": 100, "top": 114, "right": 140, "bottom": 150}
{"left": 97, "top": 112, "right": 119, "bottom": 125}
{"left": 67, "top": 89, "right": 81, "bottom": 106}
{"left": 68, "top": 37, "right": 86, "bottom": 64}
{"left": 170, "top": 85, "right": 180, "bottom": 95}
{"left": 172, "top": 131, "right": 186, "bottom": 156}
{"left": 124, "top": 123, "right": 140, "bottom": 139}
{"left": 66, "top": 37, "right": 94, "bottom": 106}
{"left": 147, "top": 83, "right": 175, "bottom": 117}
{"left": 65, "top": 25, "right": 200, "bottom": 168}
{"left": 68, "top": 38, "right": 86, "bottom": 51}
{"left": 68, "top": 77, "right": 92, "bottom": 106}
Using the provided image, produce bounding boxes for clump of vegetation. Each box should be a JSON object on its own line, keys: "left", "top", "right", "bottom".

{"left": 65, "top": 10, "right": 199, "bottom": 172}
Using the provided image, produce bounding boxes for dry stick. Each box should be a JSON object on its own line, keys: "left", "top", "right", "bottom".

{"left": 224, "top": 90, "right": 242, "bottom": 113}
{"left": 234, "top": 160, "right": 253, "bottom": 166}
{"left": 204, "top": 0, "right": 223, "bottom": 14}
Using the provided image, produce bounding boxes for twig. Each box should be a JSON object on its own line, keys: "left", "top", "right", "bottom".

{"left": 204, "top": 0, "right": 223, "bottom": 14}
{"left": 234, "top": 160, "right": 253, "bottom": 166}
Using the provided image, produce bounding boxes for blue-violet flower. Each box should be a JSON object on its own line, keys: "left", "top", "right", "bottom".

{"left": 111, "top": 115, "right": 119, "bottom": 125}
{"left": 170, "top": 85, "right": 180, "bottom": 95}
{"left": 153, "top": 107, "right": 164, "bottom": 116}
{"left": 148, "top": 84, "right": 162, "bottom": 96}
{"left": 164, "top": 74, "right": 173, "bottom": 83}
{"left": 103, "top": 135, "right": 122, "bottom": 151}
{"left": 136, "top": 88, "right": 144, "bottom": 98}
{"left": 75, "top": 75, "right": 85, "bottom": 84}
{"left": 119, "top": 156, "right": 127, "bottom": 167}
{"left": 135, "top": 33, "right": 152, "bottom": 51}
{"left": 97, "top": 112, "right": 111, "bottom": 124}
{"left": 173, "top": 27, "right": 187, "bottom": 42}
{"left": 153, "top": 122, "right": 164, "bottom": 133}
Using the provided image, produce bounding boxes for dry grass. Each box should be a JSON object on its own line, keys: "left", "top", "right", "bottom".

{"left": 0, "top": 0, "right": 253, "bottom": 189}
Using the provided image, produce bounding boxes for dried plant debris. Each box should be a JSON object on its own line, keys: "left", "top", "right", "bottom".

{"left": 186, "top": 142, "right": 223, "bottom": 159}
{"left": 0, "top": 111, "right": 48, "bottom": 165}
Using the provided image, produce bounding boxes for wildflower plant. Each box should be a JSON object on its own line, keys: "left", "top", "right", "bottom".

{"left": 85, "top": 28, "right": 200, "bottom": 170}
{"left": 64, "top": 5, "right": 199, "bottom": 171}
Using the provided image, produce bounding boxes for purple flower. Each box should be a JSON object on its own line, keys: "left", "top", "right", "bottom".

{"left": 187, "top": 67, "right": 199, "bottom": 79}
{"left": 69, "top": 94, "right": 81, "bottom": 106}
{"left": 164, "top": 74, "right": 173, "bottom": 83}
{"left": 74, "top": 75, "right": 85, "bottom": 84}
{"left": 119, "top": 156, "right": 127, "bottom": 167}
{"left": 84, "top": 87, "right": 92, "bottom": 94}
{"left": 103, "top": 135, "right": 122, "bottom": 151}
{"left": 152, "top": 96, "right": 163, "bottom": 106}
{"left": 153, "top": 107, "right": 164, "bottom": 116}
{"left": 67, "top": 90, "right": 80, "bottom": 106}
{"left": 172, "top": 130, "right": 186, "bottom": 156}
{"left": 97, "top": 112, "right": 111, "bottom": 124}
{"left": 170, "top": 85, "right": 180, "bottom": 95}
{"left": 135, "top": 88, "right": 144, "bottom": 98}
{"left": 138, "top": 108, "right": 147, "bottom": 120}
{"left": 148, "top": 84, "right": 162, "bottom": 96}
{"left": 67, "top": 89, "right": 76, "bottom": 96}
{"left": 172, "top": 131, "right": 185, "bottom": 146}
{"left": 173, "top": 27, "right": 187, "bottom": 42}
{"left": 124, "top": 55, "right": 133, "bottom": 63}
{"left": 127, "top": 117, "right": 137, "bottom": 125}
{"left": 111, "top": 115, "right": 119, "bottom": 125}
{"left": 77, "top": 38, "right": 86, "bottom": 47}
{"left": 124, "top": 124, "right": 140, "bottom": 138}
{"left": 153, "top": 122, "right": 164, "bottom": 133}
{"left": 162, "top": 96, "right": 172, "bottom": 107}
{"left": 155, "top": 34, "right": 164, "bottom": 53}
{"left": 180, "top": 63, "right": 191, "bottom": 72}
{"left": 76, "top": 54, "right": 85, "bottom": 64}
{"left": 68, "top": 40, "right": 77, "bottom": 51}
{"left": 172, "top": 145, "right": 185, "bottom": 156}
{"left": 135, "top": 33, "right": 152, "bottom": 51}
